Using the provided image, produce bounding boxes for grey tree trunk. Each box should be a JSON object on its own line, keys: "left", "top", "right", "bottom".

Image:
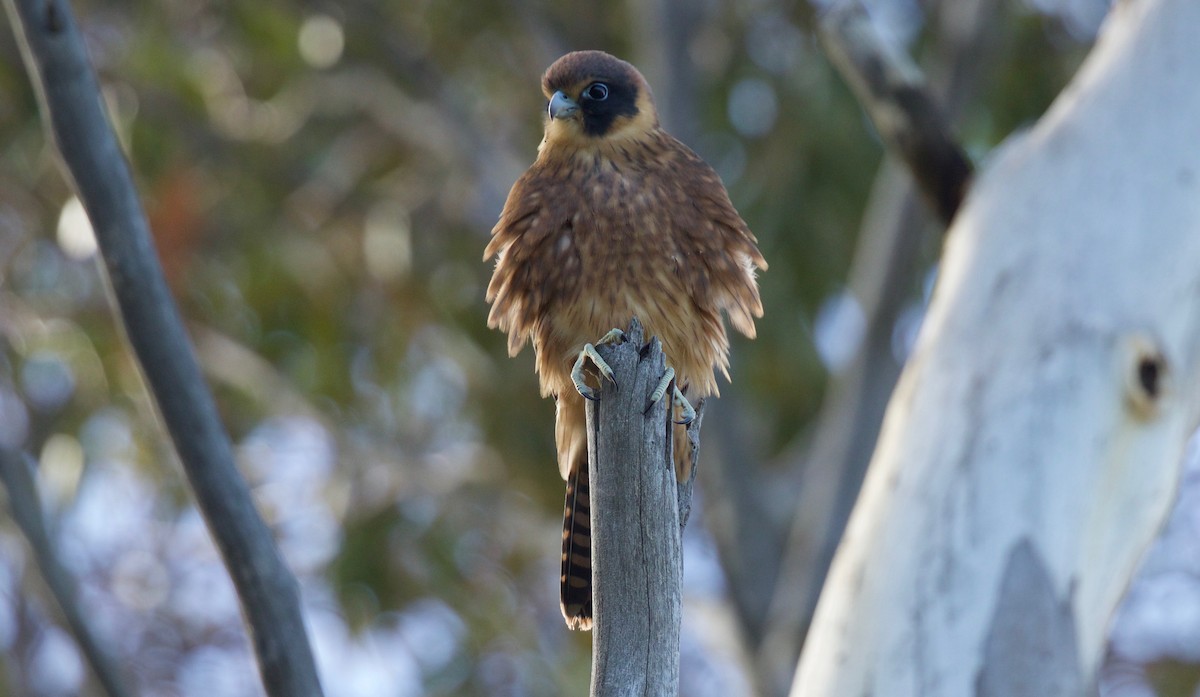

{"left": 792, "top": 0, "right": 1200, "bottom": 694}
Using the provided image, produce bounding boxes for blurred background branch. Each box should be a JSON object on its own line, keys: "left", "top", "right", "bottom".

{"left": 2, "top": 0, "right": 322, "bottom": 694}
{"left": 817, "top": 1, "right": 973, "bottom": 224}
{"left": 0, "top": 444, "right": 132, "bottom": 697}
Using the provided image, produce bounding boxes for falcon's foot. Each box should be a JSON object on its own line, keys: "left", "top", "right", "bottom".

{"left": 571, "top": 328, "right": 627, "bottom": 401}
{"left": 673, "top": 386, "right": 697, "bottom": 425}
{"left": 645, "top": 367, "right": 696, "bottom": 425}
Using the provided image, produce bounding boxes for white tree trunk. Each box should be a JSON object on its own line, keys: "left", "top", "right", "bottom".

{"left": 791, "top": 0, "right": 1200, "bottom": 694}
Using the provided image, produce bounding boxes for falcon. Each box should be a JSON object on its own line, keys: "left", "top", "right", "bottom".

{"left": 484, "top": 50, "right": 766, "bottom": 630}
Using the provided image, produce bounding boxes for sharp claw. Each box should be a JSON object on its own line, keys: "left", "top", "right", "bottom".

{"left": 584, "top": 344, "right": 616, "bottom": 386}
{"left": 571, "top": 346, "right": 592, "bottom": 400}
{"left": 571, "top": 333, "right": 624, "bottom": 400}
{"left": 673, "top": 385, "right": 696, "bottom": 425}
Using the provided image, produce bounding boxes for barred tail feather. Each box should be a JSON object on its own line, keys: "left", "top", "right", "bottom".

{"left": 560, "top": 462, "right": 593, "bottom": 631}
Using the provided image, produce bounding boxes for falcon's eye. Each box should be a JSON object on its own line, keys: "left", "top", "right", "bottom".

{"left": 583, "top": 83, "right": 609, "bottom": 101}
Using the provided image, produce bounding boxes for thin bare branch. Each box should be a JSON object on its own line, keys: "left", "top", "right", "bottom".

{"left": 1, "top": 1, "right": 323, "bottom": 694}
{"left": 0, "top": 446, "right": 134, "bottom": 697}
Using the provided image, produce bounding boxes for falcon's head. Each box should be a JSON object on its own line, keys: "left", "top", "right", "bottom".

{"left": 538, "top": 51, "right": 659, "bottom": 151}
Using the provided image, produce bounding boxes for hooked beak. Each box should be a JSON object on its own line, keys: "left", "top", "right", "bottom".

{"left": 548, "top": 91, "right": 579, "bottom": 120}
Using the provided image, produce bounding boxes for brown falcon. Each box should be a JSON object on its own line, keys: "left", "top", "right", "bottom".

{"left": 484, "top": 50, "right": 766, "bottom": 630}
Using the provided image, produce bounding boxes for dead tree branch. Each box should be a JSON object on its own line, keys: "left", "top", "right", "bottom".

{"left": 1, "top": 1, "right": 323, "bottom": 694}
{"left": 587, "top": 318, "right": 700, "bottom": 696}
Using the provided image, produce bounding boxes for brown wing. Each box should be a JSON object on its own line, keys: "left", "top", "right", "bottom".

{"left": 667, "top": 138, "right": 767, "bottom": 340}
{"left": 483, "top": 166, "right": 575, "bottom": 357}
